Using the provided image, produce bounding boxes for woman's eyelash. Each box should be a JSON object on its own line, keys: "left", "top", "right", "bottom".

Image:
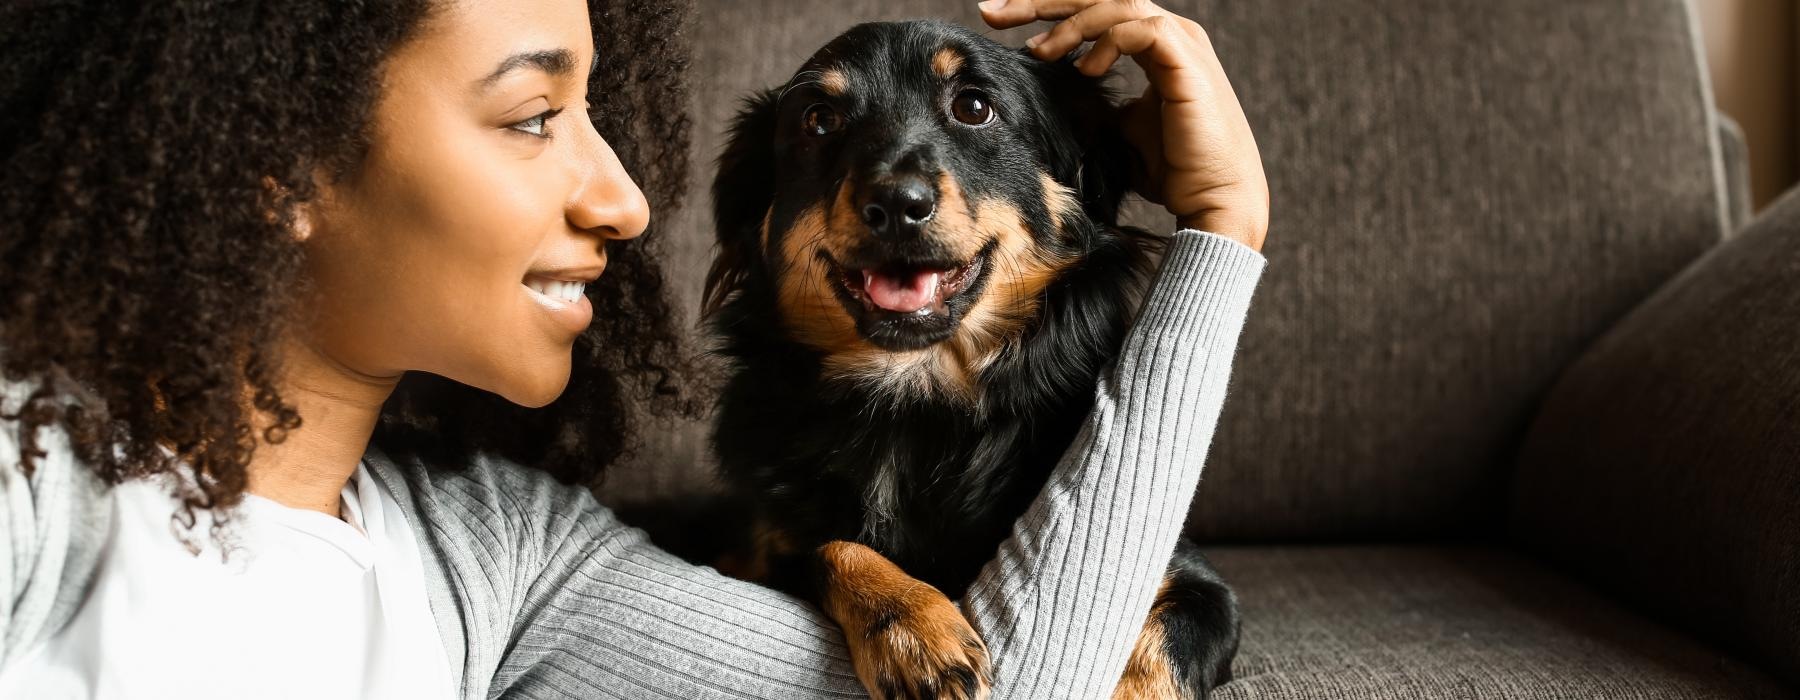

{"left": 508, "top": 107, "right": 565, "bottom": 139}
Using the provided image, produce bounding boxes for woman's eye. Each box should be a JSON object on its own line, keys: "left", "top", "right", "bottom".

{"left": 950, "top": 90, "right": 995, "bottom": 126}
{"left": 509, "top": 108, "right": 563, "bottom": 138}
{"left": 802, "top": 103, "right": 843, "bottom": 136}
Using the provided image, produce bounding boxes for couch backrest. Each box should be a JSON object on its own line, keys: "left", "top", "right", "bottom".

{"left": 607, "top": 0, "right": 1731, "bottom": 542}
{"left": 1174, "top": 0, "right": 1728, "bottom": 540}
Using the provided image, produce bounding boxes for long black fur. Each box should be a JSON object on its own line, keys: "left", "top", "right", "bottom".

{"left": 695, "top": 20, "right": 1240, "bottom": 698}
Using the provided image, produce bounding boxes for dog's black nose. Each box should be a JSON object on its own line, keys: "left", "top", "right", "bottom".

{"left": 859, "top": 176, "right": 937, "bottom": 237}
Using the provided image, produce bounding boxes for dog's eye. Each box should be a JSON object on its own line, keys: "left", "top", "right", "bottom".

{"left": 802, "top": 103, "right": 844, "bottom": 136}
{"left": 950, "top": 90, "right": 995, "bottom": 126}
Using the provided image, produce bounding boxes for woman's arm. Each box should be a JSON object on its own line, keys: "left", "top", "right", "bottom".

{"left": 967, "top": 229, "right": 1261, "bottom": 696}
{"left": 387, "top": 227, "right": 1261, "bottom": 699}
{"left": 966, "top": 0, "right": 1272, "bottom": 687}
{"left": 376, "top": 447, "right": 868, "bottom": 699}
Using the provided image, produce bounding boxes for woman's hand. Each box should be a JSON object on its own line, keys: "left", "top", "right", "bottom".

{"left": 978, "top": 0, "right": 1269, "bottom": 251}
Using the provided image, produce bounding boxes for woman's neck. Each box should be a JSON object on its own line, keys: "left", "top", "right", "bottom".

{"left": 246, "top": 337, "right": 400, "bottom": 516}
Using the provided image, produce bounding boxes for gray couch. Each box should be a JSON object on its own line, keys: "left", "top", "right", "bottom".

{"left": 607, "top": 1, "right": 1800, "bottom": 696}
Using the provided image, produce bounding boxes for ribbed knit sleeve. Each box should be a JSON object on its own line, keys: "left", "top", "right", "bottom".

{"left": 373, "top": 229, "right": 1265, "bottom": 699}
{"left": 967, "top": 230, "right": 1264, "bottom": 697}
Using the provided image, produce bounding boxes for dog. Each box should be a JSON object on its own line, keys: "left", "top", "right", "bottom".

{"left": 699, "top": 20, "right": 1241, "bottom": 700}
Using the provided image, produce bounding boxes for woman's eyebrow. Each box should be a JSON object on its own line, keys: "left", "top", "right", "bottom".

{"left": 478, "top": 48, "right": 577, "bottom": 90}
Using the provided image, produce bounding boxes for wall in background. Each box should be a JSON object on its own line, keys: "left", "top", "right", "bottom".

{"left": 1696, "top": 0, "right": 1796, "bottom": 211}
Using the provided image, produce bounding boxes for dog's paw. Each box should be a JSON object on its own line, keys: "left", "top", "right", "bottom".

{"left": 849, "top": 586, "right": 991, "bottom": 700}
{"left": 819, "top": 541, "right": 992, "bottom": 700}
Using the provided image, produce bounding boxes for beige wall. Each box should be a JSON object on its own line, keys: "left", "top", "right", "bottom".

{"left": 1696, "top": 0, "right": 1797, "bottom": 211}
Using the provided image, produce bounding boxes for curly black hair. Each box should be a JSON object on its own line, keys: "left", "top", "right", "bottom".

{"left": 0, "top": 0, "right": 701, "bottom": 523}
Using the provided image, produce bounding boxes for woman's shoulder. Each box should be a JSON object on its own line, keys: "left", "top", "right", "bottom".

{"left": 361, "top": 438, "right": 612, "bottom": 554}
{"left": 358, "top": 435, "right": 633, "bottom": 652}
{"left": 364, "top": 438, "right": 591, "bottom": 509}
{"left": 1, "top": 374, "right": 114, "bottom": 669}
{"left": 1, "top": 373, "right": 109, "bottom": 498}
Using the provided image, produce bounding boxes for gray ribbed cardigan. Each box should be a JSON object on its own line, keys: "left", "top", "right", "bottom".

{"left": 1, "top": 229, "right": 1263, "bottom": 699}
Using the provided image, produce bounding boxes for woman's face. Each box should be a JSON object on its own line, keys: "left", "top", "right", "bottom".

{"left": 303, "top": 0, "right": 647, "bottom": 407}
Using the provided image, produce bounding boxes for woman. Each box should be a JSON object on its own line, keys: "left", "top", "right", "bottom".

{"left": 0, "top": 0, "right": 1268, "bottom": 697}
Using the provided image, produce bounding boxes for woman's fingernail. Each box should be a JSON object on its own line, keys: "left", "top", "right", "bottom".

{"left": 1026, "top": 31, "right": 1049, "bottom": 49}
{"left": 978, "top": 0, "right": 1007, "bottom": 11}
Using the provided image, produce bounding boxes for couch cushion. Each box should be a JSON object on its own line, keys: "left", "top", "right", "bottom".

{"left": 1208, "top": 546, "right": 1788, "bottom": 699}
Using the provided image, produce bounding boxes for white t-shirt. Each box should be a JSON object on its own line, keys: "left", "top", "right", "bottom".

{"left": 0, "top": 462, "right": 455, "bottom": 699}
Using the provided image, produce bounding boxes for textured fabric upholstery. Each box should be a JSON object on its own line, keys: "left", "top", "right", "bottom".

{"left": 1179, "top": 0, "right": 1728, "bottom": 540}
{"left": 1510, "top": 187, "right": 1800, "bottom": 687}
{"left": 1206, "top": 547, "right": 1789, "bottom": 699}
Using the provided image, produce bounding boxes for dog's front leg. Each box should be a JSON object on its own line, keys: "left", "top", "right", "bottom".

{"left": 816, "top": 541, "right": 992, "bottom": 700}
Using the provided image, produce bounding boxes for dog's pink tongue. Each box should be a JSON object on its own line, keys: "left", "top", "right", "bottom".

{"left": 863, "top": 269, "right": 942, "bottom": 313}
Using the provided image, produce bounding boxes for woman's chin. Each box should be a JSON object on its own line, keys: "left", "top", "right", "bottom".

{"left": 491, "top": 361, "right": 573, "bottom": 409}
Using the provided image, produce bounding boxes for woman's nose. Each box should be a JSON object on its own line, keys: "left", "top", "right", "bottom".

{"left": 567, "top": 125, "right": 650, "bottom": 241}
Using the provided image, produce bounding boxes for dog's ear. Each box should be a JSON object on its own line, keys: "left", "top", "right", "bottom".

{"left": 1034, "top": 56, "right": 1138, "bottom": 226}
{"left": 703, "top": 88, "right": 782, "bottom": 317}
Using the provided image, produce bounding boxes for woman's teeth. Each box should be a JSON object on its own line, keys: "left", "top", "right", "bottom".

{"left": 527, "top": 279, "right": 586, "bottom": 305}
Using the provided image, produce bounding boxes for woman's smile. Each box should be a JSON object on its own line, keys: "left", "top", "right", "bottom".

{"left": 524, "top": 265, "right": 602, "bottom": 334}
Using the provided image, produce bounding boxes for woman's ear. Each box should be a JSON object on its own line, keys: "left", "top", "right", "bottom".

{"left": 263, "top": 173, "right": 324, "bottom": 242}
{"left": 702, "top": 89, "right": 781, "bottom": 317}
{"left": 292, "top": 205, "right": 315, "bottom": 242}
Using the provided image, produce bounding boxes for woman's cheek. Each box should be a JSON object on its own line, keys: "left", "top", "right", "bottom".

{"left": 448, "top": 164, "right": 579, "bottom": 400}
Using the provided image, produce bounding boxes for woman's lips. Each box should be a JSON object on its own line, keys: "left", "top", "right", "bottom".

{"left": 524, "top": 273, "right": 596, "bottom": 334}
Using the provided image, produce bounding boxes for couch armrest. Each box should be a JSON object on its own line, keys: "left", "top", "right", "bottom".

{"left": 1510, "top": 184, "right": 1800, "bottom": 686}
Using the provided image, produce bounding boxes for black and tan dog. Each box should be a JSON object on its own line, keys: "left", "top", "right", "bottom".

{"left": 701, "top": 20, "right": 1240, "bottom": 700}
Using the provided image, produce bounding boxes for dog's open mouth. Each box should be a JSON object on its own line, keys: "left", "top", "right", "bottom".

{"left": 823, "top": 240, "right": 996, "bottom": 349}
{"left": 840, "top": 250, "right": 987, "bottom": 315}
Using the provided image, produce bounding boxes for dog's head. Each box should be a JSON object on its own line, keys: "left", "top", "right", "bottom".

{"left": 705, "top": 20, "right": 1140, "bottom": 399}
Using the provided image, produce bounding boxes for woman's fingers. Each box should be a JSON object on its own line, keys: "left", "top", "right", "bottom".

{"left": 979, "top": 0, "right": 1268, "bottom": 248}
{"left": 976, "top": 0, "right": 1109, "bottom": 30}
{"left": 1025, "top": 0, "right": 1205, "bottom": 61}
{"left": 1076, "top": 16, "right": 1208, "bottom": 102}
